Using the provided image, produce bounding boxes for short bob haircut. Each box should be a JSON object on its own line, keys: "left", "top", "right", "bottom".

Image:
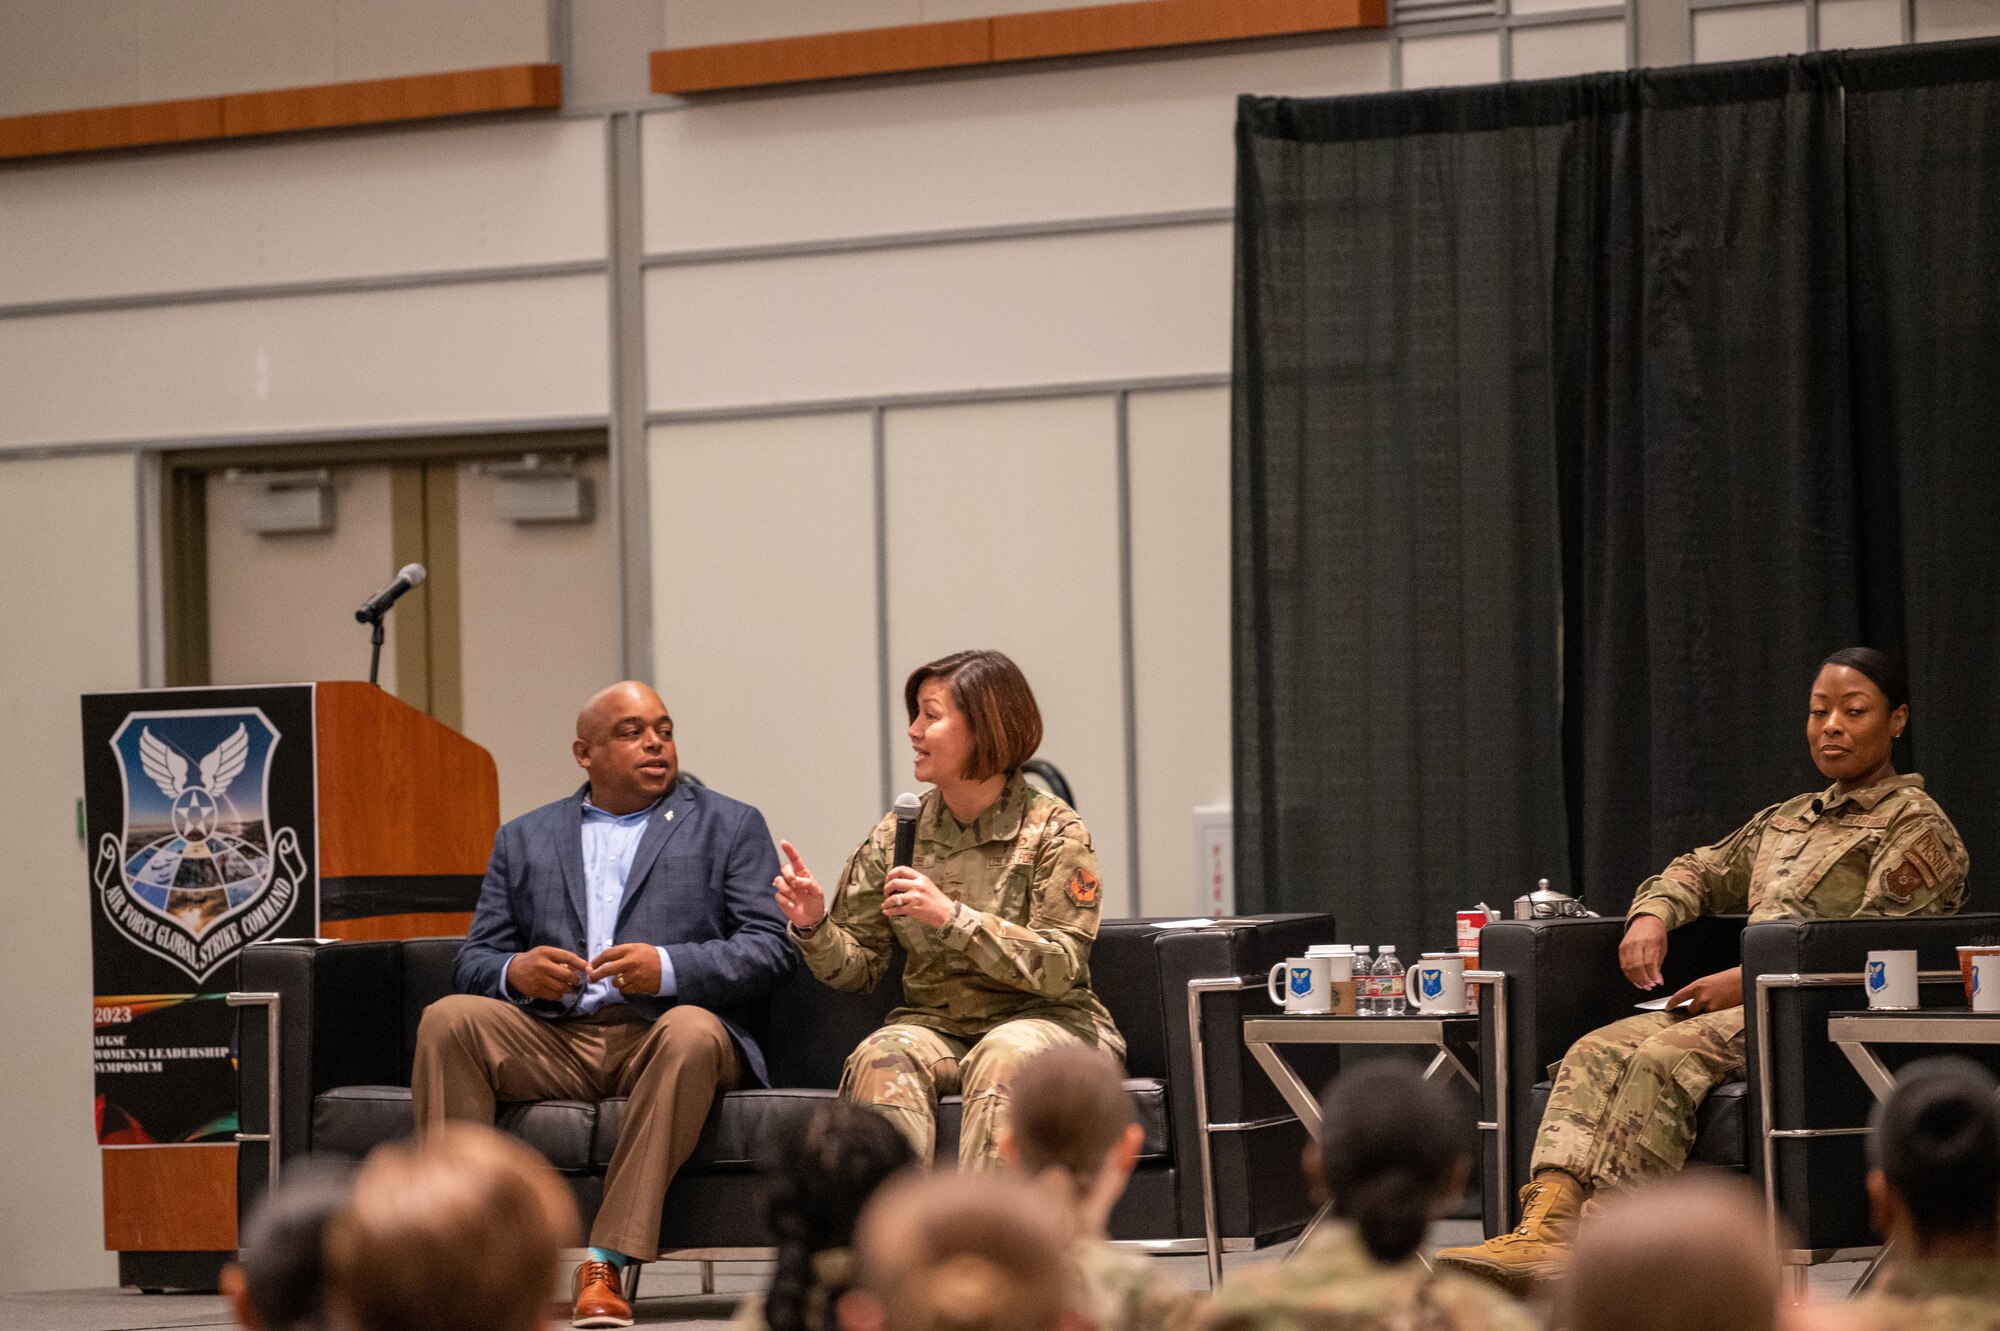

{"left": 903, "top": 650, "right": 1042, "bottom": 783}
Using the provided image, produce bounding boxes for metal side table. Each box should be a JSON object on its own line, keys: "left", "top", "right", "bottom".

{"left": 1828, "top": 1008, "right": 2000, "bottom": 1099}
{"left": 1236, "top": 980, "right": 1508, "bottom": 1265}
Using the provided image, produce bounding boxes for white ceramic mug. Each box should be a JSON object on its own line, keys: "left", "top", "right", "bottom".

{"left": 1975, "top": 954, "right": 2000, "bottom": 1013}
{"left": 1269, "top": 955, "right": 1332, "bottom": 1013}
{"left": 1866, "top": 949, "right": 1919, "bottom": 1010}
{"left": 1412, "top": 952, "right": 1468, "bottom": 1014}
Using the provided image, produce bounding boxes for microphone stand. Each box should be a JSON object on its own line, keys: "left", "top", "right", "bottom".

{"left": 363, "top": 611, "right": 387, "bottom": 686}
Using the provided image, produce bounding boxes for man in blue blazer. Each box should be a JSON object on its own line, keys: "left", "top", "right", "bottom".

{"left": 411, "top": 681, "right": 794, "bottom": 1329}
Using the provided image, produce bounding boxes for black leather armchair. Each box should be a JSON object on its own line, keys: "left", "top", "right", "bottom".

{"left": 1478, "top": 911, "right": 2000, "bottom": 1263}
{"left": 234, "top": 914, "right": 1334, "bottom": 1279}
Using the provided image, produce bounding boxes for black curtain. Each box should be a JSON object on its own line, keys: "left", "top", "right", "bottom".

{"left": 1233, "top": 89, "right": 1572, "bottom": 954}
{"left": 1554, "top": 62, "right": 1863, "bottom": 913}
{"left": 1843, "top": 41, "right": 2000, "bottom": 895}
{"left": 1234, "top": 40, "right": 2000, "bottom": 937}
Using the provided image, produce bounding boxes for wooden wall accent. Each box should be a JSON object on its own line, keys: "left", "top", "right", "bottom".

{"left": 0, "top": 64, "right": 561, "bottom": 162}
{"left": 102, "top": 1146, "right": 236, "bottom": 1251}
{"left": 653, "top": 19, "right": 993, "bottom": 94}
{"left": 651, "top": 0, "right": 1388, "bottom": 95}
{"left": 994, "top": 0, "right": 1387, "bottom": 61}
{"left": 313, "top": 681, "right": 499, "bottom": 881}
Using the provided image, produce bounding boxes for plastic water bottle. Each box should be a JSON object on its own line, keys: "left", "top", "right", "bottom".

{"left": 1379, "top": 946, "right": 1407, "bottom": 1016}
{"left": 1355, "top": 947, "right": 1378, "bottom": 1015}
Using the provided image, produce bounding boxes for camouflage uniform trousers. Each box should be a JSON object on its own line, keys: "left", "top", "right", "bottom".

{"left": 1529, "top": 1006, "right": 1745, "bottom": 1191}
{"left": 840, "top": 1017, "right": 1093, "bottom": 1169}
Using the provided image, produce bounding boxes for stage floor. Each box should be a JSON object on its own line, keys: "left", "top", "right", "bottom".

{"left": 0, "top": 1223, "right": 1869, "bottom": 1330}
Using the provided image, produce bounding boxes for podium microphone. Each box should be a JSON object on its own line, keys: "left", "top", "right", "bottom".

{"left": 356, "top": 563, "right": 427, "bottom": 624}
{"left": 892, "top": 792, "right": 921, "bottom": 869}
{"left": 356, "top": 563, "right": 426, "bottom": 687}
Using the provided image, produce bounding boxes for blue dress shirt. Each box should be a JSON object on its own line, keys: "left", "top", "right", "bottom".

{"left": 501, "top": 795, "right": 676, "bottom": 1010}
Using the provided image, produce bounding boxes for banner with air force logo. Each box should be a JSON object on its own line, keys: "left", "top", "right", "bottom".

{"left": 82, "top": 686, "right": 317, "bottom": 1145}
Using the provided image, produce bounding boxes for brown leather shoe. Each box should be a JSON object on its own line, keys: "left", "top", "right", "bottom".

{"left": 571, "top": 1259, "right": 634, "bottom": 1329}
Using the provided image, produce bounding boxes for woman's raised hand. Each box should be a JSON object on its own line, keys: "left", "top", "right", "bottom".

{"left": 774, "top": 840, "right": 827, "bottom": 929}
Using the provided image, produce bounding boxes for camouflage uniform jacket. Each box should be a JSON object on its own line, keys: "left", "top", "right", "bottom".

{"left": 1076, "top": 1236, "right": 1199, "bottom": 1331}
{"left": 1844, "top": 1259, "right": 2000, "bottom": 1331}
{"left": 1625, "top": 775, "right": 1968, "bottom": 931}
{"left": 794, "top": 775, "right": 1121, "bottom": 1046}
{"left": 1197, "top": 1223, "right": 1537, "bottom": 1331}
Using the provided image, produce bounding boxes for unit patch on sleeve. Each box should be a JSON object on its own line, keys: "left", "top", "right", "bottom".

{"left": 1066, "top": 867, "right": 1101, "bottom": 910}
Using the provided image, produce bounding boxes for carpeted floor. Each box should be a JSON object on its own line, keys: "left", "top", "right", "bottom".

{"left": 0, "top": 1223, "right": 1867, "bottom": 1330}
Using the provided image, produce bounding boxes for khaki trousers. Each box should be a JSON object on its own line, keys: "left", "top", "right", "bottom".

{"left": 411, "top": 994, "right": 740, "bottom": 1260}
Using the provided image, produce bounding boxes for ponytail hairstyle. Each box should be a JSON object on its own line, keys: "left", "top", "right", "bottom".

{"left": 762, "top": 1100, "right": 916, "bottom": 1331}
{"left": 1317, "top": 1062, "right": 1467, "bottom": 1264}
{"left": 1869, "top": 1055, "right": 2000, "bottom": 1243}
{"left": 855, "top": 1172, "right": 1075, "bottom": 1331}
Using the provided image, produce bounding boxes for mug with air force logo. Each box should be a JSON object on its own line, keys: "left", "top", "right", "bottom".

{"left": 1412, "top": 952, "right": 1468, "bottom": 1014}
{"left": 1865, "top": 949, "right": 1919, "bottom": 1010}
{"left": 1268, "top": 954, "right": 1332, "bottom": 1013}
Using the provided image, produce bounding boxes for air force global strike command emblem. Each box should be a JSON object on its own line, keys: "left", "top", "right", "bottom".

{"left": 93, "top": 709, "right": 306, "bottom": 982}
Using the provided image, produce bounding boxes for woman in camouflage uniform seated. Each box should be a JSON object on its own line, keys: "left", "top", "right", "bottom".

{"left": 774, "top": 649, "right": 1124, "bottom": 1169}
{"left": 1438, "top": 648, "right": 1970, "bottom": 1291}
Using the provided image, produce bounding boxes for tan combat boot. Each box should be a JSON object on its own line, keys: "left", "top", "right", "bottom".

{"left": 1433, "top": 1171, "right": 1584, "bottom": 1294}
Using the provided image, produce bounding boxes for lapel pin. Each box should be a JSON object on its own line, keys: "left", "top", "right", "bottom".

{"left": 664, "top": 810, "right": 674, "bottom": 821}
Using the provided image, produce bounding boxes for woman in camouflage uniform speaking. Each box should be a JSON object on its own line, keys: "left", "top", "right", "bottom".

{"left": 773, "top": 649, "right": 1124, "bottom": 1169}
{"left": 1437, "top": 647, "right": 1970, "bottom": 1292}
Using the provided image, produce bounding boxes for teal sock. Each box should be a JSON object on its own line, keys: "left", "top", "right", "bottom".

{"left": 587, "top": 1247, "right": 631, "bottom": 1270}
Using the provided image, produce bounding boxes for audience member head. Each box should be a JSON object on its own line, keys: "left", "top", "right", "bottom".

{"left": 1311, "top": 1061, "right": 1468, "bottom": 1264}
{"left": 842, "top": 1172, "right": 1084, "bottom": 1331}
{"left": 1867, "top": 1055, "right": 2000, "bottom": 1258}
{"left": 325, "top": 1123, "right": 579, "bottom": 1331}
{"left": 1557, "top": 1176, "right": 1780, "bottom": 1331}
{"left": 763, "top": 1099, "right": 917, "bottom": 1331}
{"left": 221, "top": 1160, "right": 350, "bottom": 1331}
{"left": 903, "top": 650, "right": 1042, "bottom": 783}
{"left": 1001, "top": 1047, "right": 1141, "bottom": 1228}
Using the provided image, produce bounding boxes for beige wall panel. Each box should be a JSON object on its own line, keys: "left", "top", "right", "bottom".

{"left": 0, "top": 453, "right": 138, "bottom": 1292}
{"left": 1820, "top": 0, "right": 1904, "bottom": 47}
{"left": 0, "top": 0, "right": 548, "bottom": 120}
{"left": 661, "top": 0, "right": 920, "bottom": 46}
{"left": 0, "top": 275, "right": 609, "bottom": 450}
{"left": 1915, "top": 0, "right": 2000, "bottom": 40}
{"left": 333, "top": 0, "right": 549, "bottom": 82}
{"left": 1693, "top": 3, "right": 1809, "bottom": 61}
{"left": 0, "top": 0, "right": 335, "bottom": 118}
{"left": 1400, "top": 30, "right": 1502, "bottom": 89}
{"left": 1511, "top": 19, "right": 1628, "bottom": 79}
{"left": 457, "top": 456, "right": 623, "bottom": 820}
{"left": 646, "top": 224, "right": 1231, "bottom": 412}
{"left": 1127, "top": 387, "right": 1230, "bottom": 919}
{"left": 569, "top": 0, "right": 671, "bottom": 108}
{"left": 883, "top": 397, "right": 1134, "bottom": 913}
{"left": 647, "top": 413, "right": 880, "bottom": 889}
{"left": 1511, "top": 0, "right": 1616, "bottom": 13}
{"left": 0, "top": 120, "right": 606, "bottom": 307}
{"left": 206, "top": 466, "right": 398, "bottom": 690}
{"left": 642, "top": 40, "right": 1390, "bottom": 252}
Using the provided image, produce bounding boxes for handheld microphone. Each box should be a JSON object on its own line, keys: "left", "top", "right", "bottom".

{"left": 892, "top": 792, "right": 921, "bottom": 869}
{"left": 355, "top": 563, "right": 427, "bottom": 623}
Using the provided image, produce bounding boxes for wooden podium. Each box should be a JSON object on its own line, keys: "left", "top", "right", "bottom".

{"left": 80, "top": 682, "right": 497, "bottom": 1289}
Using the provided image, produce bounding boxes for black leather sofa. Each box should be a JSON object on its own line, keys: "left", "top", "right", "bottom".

{"left": 1478, "top": 911, "right": 2000, "bottom": 1261}
{"left": 234, "top": 914, "right": 1335, "bottom": 1273}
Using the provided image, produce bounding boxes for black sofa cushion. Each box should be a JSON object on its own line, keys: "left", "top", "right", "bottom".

{"left": 319, "top": 1076, "right": 1173, "bottom": 1177}
{"left": 1525, "top": 1079, "right": 1748, "bottom": 1172}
